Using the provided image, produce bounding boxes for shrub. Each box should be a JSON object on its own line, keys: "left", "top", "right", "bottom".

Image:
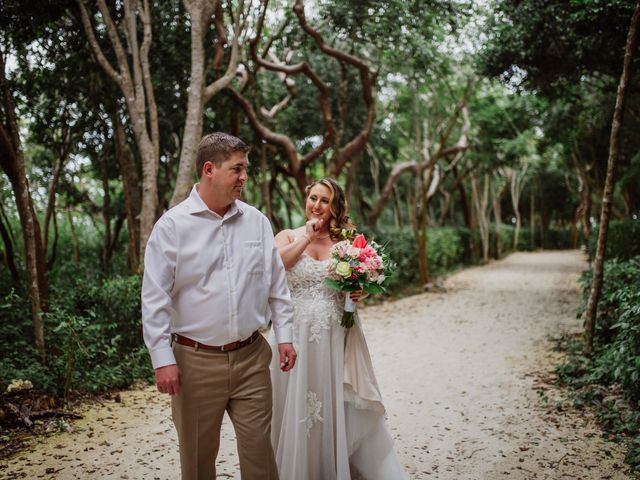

{"left": 363, "top": 226, "right": 467, "bottom": 292}
{"left": 558, "top": 256, "right": 640, "bottom": 472}
{"left": 589, "top": 220, "right": 640, "bottom": 261}
{"left": 579, "top": 257, "right": 640, "bottom": 400}
{"left": 0, "top": 272, "right": 152, "bottom": 396}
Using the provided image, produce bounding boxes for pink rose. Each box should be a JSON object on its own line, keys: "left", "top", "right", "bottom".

{"left": 352, "top": 234, "right": 367, "bottom": 249}
{"left": 359, "top": 246, "right": 376, "bottom": 261}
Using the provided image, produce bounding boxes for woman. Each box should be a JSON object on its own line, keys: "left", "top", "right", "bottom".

{"left": 269, "top": 178, "right": 406, "bottom": 480}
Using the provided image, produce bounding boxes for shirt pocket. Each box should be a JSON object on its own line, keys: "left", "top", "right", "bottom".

{"left": 242, "top": 240, "right": 264, "bottom": 274}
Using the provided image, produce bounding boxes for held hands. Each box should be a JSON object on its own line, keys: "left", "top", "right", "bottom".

{"left": 155, "top": 364, "right": 181, "bottom": 396}
{"left": 278, "top": 343, "right": 297, "bottom": 372}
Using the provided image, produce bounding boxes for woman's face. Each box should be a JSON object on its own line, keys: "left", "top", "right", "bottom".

{"left": 305, "top": 183, "right": 333, "bottom": 228}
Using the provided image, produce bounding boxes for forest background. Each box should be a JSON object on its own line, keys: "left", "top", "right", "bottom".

{"left": 1, "top": 0, "right": 640, "bottom": 470}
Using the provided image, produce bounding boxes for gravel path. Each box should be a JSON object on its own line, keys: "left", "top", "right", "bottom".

{"left": 1, "top": 250, "right": 636, "bottom": 479}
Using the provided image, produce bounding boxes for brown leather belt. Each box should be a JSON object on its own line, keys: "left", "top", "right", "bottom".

{"left": 172, "top": 331, "right": 260, "bottom": 352}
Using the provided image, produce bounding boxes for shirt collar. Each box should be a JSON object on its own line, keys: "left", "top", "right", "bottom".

{"left": 187, "top": 184, "right": 244, "bottom": 219}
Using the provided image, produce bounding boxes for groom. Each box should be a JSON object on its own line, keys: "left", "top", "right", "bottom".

{"left": 141, "top": 132, "right": 296, "bottom": 479}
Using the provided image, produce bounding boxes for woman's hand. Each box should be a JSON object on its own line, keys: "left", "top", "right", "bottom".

{"left": 349, "top": 290, "right": 369, "bottom": 303}
{"left": 304, "top": 218, "right": 324, "bottom": 241}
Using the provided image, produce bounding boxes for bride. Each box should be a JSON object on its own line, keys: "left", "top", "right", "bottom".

{"left": 269, "top": 178, "right": 406, "bottom": 480}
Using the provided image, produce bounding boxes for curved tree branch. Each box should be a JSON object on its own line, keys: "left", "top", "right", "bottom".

{"left": 292, "top": 0, "right": 375, "bottom": 176}
{"left": 227, "top": 86, "right": 303, "bottom": 186}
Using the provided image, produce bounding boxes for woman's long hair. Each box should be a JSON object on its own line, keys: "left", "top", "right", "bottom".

{"left": 305, "top": 178, "right": 355, "bottom": 241}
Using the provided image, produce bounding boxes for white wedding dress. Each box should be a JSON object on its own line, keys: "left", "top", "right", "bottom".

{"left": 269, "top": 244, "right": 406, "bottom": 480}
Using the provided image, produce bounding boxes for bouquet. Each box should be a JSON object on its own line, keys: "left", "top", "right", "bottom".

{"left": 324, "top": 232, "right": 396, "bottom": 328}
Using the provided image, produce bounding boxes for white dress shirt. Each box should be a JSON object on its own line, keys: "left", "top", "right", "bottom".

{"left": 142, "top": 185, "right": 294, "bottom": 369}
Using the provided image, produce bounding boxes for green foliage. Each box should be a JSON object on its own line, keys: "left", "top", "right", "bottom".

{"left": 0, "top": 287, "right": 54, "bottom": 391}
{"left": 589, "top": 220, "right": 640, "bottom": 261}
{"left": 427, "top": 227, "right": 465, "bottom": 274}
{"left": 580, "top": 257, "right": 640, "bottom": 365}
{"left": 480, "top": 0, "right": 637, "bottom": 94}
{"left": 364, "top": 226, "right": 472, "bottom": 291}
{"left": 557, "top": 256, "right": 640, "bottom": 471}
{"left": 0, "top": 271, "right": 151, "bottom": 395}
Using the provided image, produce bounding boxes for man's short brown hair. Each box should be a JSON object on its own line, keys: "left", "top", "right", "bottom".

{"left": 195, "top": 132, "right": 251, "bottom": 176}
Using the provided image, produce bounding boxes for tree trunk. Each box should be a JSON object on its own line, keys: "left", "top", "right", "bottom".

{"left": 0, "top": 52, "right": 48, "bottom": 362}
{"left": 46, "top": 208, "right": 58, "bottom": 271}
{"left": 108, "top": 212, "right": 126, "bottom": 262}
{"left": 581, "top": 184, "right": 592, "bottom": 250}
{"left": 113, "top": 112, "right": 141, "bottom": 272}
{"left": 101, "top": 148, "right": 112, "bottom": 268}
{"left": 169, "top": 0, "right": 242, "bottom": 206}
{"left": 76, "top": 0, "right": 160, "bottom": 265}
{"left": 583, "top": 2, "right": 639, "bottom": 356}
{"left": 492, "top": 179, "right": 508, "bottom": 259}
{"left": 43, "top": 153, "right": 66, "bottom": 260}
{"left": 453, "top": 165, "right": 475, "bottom": 260}
{"left": 407, "top": 187, "right": 429, "bottom": 285}
{"left": 0, "top": 202, "right": 19, "bottom": 281}
{"left": 471, "top": 175, "right": 491, "bottom": 263}
{"left": 505, "top": 162, "right": 528, "bottom": 252}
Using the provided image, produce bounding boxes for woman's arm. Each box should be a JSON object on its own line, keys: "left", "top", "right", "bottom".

{"left": 276, "top": 219, "right": 325, "bottom": 270}
{"left": 275, "top": 229, "right": 310, "bottom": 270}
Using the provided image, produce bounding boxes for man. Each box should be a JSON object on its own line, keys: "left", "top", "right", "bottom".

{"left": 142, "top": 132, "right": 296, "bottom": 479}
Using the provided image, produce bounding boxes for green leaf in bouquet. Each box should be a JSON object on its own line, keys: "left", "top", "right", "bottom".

{"left": 341, "top": 283, "right": 363, "bottom": 292}
{"left": 324, "top": 278, "right": 343, "bottom": 290}
{"left": 364, "top": 283, "right": 386, "bottom": 295}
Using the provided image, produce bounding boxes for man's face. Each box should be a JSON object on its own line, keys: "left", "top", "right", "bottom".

{"left": 206, "top": 151, "right": 249, "bottom": 205}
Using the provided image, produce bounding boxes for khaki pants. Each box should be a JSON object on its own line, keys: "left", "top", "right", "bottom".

{"left": 172, "top": 335, "right": 278, "bottom": 480}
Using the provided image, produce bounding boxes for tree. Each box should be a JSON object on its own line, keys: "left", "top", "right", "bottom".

{"left": 76, "top": 0, "right": 160, "bottom": 265}
{"left": 168, "top": 0, "right": 245, "bottom": 207}
{"left": 583, "top": 2, "right": 640, "bottom": 356}
{"left": 367, "top": 79, "right": 471, "bottom": 281}
{"left": 228, "top": 0, "right": 377, "bottom": 199}
{"left": 0, "top": 51, "right": 48, "bottom": 362}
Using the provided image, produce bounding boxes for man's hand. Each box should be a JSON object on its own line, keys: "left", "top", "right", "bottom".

{"left": 155, "top": 364, "right": 181, "bottom": 395}
{"left": 278, "top": 343, "right": 297, "bottom": 372}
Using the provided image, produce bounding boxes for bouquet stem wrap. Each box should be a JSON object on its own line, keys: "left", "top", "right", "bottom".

{"left": 342, "top": 295, "right": 357, "bottom": 328}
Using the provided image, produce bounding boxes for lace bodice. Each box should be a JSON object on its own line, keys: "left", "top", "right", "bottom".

{"left": 287, "top": 252, "right": 342, "bottom": 343}
{"left": 287, "top": 253, "right": 338, "bottom": 302}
